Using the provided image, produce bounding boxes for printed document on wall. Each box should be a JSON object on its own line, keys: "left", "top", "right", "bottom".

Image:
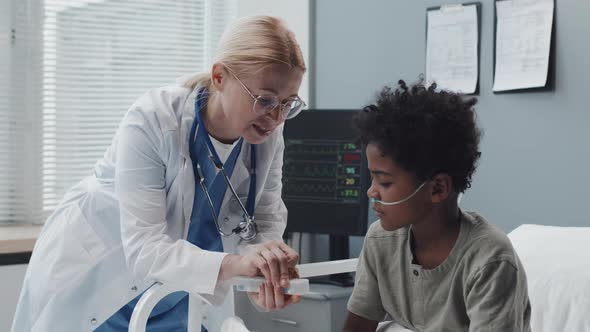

{"left": 493, "top": 0, "right": 554, "bottom": 92}
{"left": 426, "top": 4, "right": 479, "bottom": 94}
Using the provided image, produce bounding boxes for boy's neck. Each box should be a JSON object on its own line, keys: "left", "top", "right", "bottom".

{"left": 410, "top": 203, "right": 461, "bottom": 269}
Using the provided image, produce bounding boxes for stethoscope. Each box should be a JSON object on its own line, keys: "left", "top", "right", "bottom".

{"left": 189, "top": 88, "right": 258, "bottom": 242}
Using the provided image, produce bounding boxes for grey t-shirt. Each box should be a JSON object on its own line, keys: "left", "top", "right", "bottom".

{"left": 348, "top": 211, "right": 531, "bottom": 332}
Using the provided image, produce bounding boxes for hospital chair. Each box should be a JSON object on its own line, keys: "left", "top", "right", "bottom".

{"left": 128, "top": 259, "right": 359, "bottom": 332}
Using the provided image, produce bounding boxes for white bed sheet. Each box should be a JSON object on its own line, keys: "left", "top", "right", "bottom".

{"left": 508, "top": 224, "right": 590, "bottom": 332}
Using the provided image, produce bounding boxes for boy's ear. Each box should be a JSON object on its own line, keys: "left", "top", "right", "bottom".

{"left": 430, "top": 173, "right": 452, "bottom": 203}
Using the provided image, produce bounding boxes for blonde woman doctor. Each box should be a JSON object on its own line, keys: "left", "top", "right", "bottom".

{"left": 12, "top": 16, "right": 306, "bottom": 332}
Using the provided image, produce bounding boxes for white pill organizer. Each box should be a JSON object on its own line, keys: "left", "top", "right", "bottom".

{"left": 231, "top": 277, "right": 310, "bottom": 295}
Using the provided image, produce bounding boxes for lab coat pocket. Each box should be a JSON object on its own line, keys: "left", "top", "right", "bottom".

{"left": 66, "top": 204, "right": 109, "bottom": 261}
{"left": 28, "top": 203, "right": 109, "bottom": 291}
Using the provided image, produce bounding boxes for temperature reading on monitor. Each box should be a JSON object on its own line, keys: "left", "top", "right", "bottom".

{"left": 283, "top": 139, "right": 364, "bottom": 204}
{"left": 339, "top": 189, "right": 359, "bottom": 199}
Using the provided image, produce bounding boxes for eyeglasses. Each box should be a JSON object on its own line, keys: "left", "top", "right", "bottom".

{"left": 226, "top": 68, "right": 306, "bottom": 120}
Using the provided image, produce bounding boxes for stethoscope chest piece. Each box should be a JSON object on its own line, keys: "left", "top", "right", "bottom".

{"left": 236, "top": 217, "right": 258, "bottom": 242}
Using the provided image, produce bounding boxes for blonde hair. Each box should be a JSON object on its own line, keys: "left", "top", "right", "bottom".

{"left": 184, "top": 15, "right": 306, "bottom": 90}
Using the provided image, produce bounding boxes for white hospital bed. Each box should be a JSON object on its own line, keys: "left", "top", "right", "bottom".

{"left": 507, "top": 224, "right": 590, "bottom": 332}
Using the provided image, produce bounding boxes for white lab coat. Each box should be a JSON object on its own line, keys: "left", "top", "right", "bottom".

{"left": 11, "top": 83, "right": 288, "bottom": 331}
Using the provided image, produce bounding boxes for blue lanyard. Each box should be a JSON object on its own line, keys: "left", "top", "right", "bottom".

{"left": 189, "top": 87, "right": 257, "bottom": 218}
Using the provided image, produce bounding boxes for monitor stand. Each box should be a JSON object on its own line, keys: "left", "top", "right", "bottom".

{"left": 308, "top": 235, "right": 355, "bottom": 287}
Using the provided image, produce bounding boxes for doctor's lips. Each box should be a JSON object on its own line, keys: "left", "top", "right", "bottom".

{"left": 252, "top": 123, "right": 273, "bottom": 136}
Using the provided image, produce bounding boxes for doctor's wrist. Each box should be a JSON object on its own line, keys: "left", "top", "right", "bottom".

{"left": 219, "top": 254, "right": 241, "bottom": 282}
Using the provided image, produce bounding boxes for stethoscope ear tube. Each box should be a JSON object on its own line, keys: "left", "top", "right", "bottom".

{"left": 190, "top": 87, "right": 258, "bottom": 242}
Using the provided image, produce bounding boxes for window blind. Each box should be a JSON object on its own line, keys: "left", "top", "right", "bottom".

{"left": 1, "top": 0, "right": 237, "bottom": 224}
{"left": 1, "top": 1, "right": 44, "bottom": 225}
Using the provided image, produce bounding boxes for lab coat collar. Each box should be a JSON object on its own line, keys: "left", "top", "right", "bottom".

{"left": 179, "top": 86, "right": 198, "bottom": 160}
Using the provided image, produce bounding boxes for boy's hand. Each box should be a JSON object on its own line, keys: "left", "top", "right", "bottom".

{"left": 248, "top": 266, "right": 302, "bottom": 311}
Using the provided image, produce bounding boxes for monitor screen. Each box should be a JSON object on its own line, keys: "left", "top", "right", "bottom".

{"left": 282, "top": 110, "right": 369, "bottom": 236}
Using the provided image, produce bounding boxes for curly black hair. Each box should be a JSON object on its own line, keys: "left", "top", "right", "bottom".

{"left": 353, "top": 79, "right": 482, "bottom": 193}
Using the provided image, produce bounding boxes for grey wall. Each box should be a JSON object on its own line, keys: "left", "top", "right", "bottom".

{"left": 309, "top": 0, "right": 590, "bottom": 260}
{"left": 315, "top": 0, "right": 590, "bottom": 229}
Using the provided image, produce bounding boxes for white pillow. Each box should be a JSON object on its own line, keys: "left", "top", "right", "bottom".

{"left": 508, "top": 224, "right": 590, "bottom": 332}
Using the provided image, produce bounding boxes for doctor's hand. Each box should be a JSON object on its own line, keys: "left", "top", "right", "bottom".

{"left": 218, "top": 241, "right": 301, "bottom": 310}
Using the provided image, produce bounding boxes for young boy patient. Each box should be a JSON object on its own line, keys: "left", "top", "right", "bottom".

{"left": 344, "top": 80, "right": 531, "bottom": 332}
